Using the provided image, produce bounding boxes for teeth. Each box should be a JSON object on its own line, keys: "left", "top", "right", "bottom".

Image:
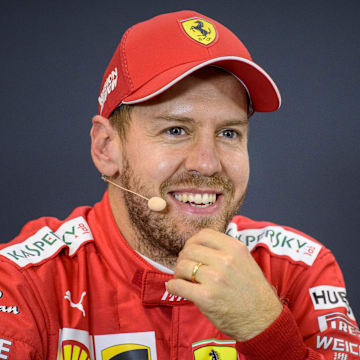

{"left": 194, "top": 194, "right": 202, "bottom": 204}
{"left": 203, "top": 194, "right": 209, "bottom": 203}
{"left": 173, "top": 192, "right": 217, "bottom": 206}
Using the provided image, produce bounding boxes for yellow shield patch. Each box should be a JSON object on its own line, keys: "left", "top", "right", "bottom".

{"left": 180, "top": 17, "right": 217, "bottom": 45}
{"left": 102, "top": 344, "right": 151, "bottom": 360}
{"left": 192, "top": 339, "right": 237, "bottom": 360}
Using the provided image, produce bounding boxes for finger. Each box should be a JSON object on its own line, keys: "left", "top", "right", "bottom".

{"left": 174, "top": 258, "right": 207, "bottom": 283}
{"left": 178, "top": 243, "right": 219, "bottom": 265}
{"left": 188, "top": 228, "right": 238, "bottom": 251}
{"left": 180, "top": 237, "right": 248, "bottom": 272}
{"left": 166, "top": 278, "right": 203, "bottom": 304}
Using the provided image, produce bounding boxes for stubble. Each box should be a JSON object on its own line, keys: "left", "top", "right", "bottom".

{"left": 119, "top": 157, "right": 246, "bottom": 267}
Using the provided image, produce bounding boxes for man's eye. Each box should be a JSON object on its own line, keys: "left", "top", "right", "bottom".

{"left": 219, "top": 129, "right": 238, "bottom": 139}
{"left": 166, "top": 127, "right": 185, "bottom": 136}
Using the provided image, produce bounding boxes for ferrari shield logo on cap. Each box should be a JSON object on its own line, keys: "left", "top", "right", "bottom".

{"left": 102, "top": 344, "right": 151, "bottom": 360}
{"left": 180, "top": 17, "right": 216, "bottom": 45}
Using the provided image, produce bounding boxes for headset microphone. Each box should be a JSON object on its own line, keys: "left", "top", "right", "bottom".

{"left": 101, "top": 175, "right": 167, "bottom": 212}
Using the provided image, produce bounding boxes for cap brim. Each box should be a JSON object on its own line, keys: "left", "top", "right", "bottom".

{"left": 122, "top": 56, "right": 281, "bottom": 112}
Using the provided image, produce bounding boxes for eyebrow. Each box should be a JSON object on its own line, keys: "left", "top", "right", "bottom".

{"left": 153, "top": 115, "right": 249, "bottom": 127}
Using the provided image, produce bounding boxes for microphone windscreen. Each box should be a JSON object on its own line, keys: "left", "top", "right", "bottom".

{"left": 148, "top": 197, "right": 167, "bottom": 212}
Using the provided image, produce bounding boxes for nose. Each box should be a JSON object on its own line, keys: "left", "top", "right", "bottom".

{"left": 184, "top": 135, "right": 222, "bottom": 176}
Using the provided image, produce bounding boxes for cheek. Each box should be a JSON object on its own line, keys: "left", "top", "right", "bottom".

{"left": 223, "top": 150, "right": 250, "bottom": 190}
{"left": 131, "top": 146, "right": 183, "bottom": 185}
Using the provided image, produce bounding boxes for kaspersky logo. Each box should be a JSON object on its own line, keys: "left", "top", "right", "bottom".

{"left": 226, "top": 224, "right": 322, "bottom": 266}
{"left": 180, "top": 17, "right": 217, "bottom": 45}
{"left": 0, "top": 217, "right": 93, "bottom": 268}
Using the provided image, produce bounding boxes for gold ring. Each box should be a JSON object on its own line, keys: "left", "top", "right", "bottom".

{"left": 191, "top": 262, "right": 203, "bottom": 282}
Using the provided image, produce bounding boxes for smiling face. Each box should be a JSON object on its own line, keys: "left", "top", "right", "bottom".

{"left": 107, "top": 67, "right": 250, "bottom": 265}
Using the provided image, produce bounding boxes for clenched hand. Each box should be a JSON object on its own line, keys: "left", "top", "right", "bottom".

{"left": 166, "top": 228, "right": 283, "bottom": 342}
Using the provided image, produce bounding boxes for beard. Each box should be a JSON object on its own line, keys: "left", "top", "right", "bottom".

{"left": 119, "top": 157, "right": 247, "bottom": 266}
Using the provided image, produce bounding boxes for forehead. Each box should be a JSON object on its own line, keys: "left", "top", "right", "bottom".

{"left": 132, "top": 67, "right": 249, "bottom": 120}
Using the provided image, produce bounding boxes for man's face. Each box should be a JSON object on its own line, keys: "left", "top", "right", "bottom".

{"left": 116, "top": 68, "right": 250, "bottom": 260}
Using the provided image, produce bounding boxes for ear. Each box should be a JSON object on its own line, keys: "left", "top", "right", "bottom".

{"left": 90, "top": 115, "right": 122, "bottom": 177}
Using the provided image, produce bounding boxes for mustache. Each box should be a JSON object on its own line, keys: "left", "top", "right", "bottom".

{"left": 160, "top": 172, "right": 235, "bottom": 195}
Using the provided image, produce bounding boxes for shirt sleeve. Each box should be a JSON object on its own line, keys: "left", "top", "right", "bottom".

{"left": 236, "top": 305, "right": 325, "bottom": 359}
{"left": 288, "top": 250, "right": 359, "bottom": 359}
{"left": 236, "top": 250, "right": 359, "bottom": 360}
{"left": 0, "top": 260, "right": 46, "bottom": 359}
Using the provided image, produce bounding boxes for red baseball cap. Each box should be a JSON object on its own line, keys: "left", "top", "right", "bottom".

{"left": 98, "top": 10, "right": 281, "bottom": 118}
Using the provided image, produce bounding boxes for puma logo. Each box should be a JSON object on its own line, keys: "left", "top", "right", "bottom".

{"left": 64, "top": 290, "right": 86, "bottom": 317}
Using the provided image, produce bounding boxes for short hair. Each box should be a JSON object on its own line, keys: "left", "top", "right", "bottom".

{"left": 108, "top": 104, "right": 133, "bottom": 142}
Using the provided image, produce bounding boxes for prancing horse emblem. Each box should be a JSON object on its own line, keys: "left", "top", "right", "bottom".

{"left": 209, "top": 350, "right": 219, "bottom": 360}
{"left": 180, "top": 17, "right": 217, "bottom": 45}
{"left": 191, "top": 20, "right": 211, "bottom": 38}
{"left": 64, "top": 290, "right": 86, "bottom": 317}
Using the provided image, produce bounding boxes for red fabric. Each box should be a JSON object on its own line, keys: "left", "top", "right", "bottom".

{"left": 236, "top": 306, "right": 324, "bottom": 359}
{"left": 97, "top": 10, "right": 281, "bottom": 118}
{"left": 0, "top": 192, "right": 358, "bottom": 359}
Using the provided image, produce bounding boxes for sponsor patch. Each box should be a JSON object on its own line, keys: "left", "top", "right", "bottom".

{"left": 309, "top": 286, "right": 355, "bottom": 320}
{"left": 316, "top": 336, "right": 360, "bottom": 356}
{"left": 64, "top": 290, "right": 87, "bottom": 317}
{"left": 57, "top": 328, "right": 94, "bottom": 360}
{"left": 0, "top": 305, "right": 20, "bottom": 315}
{"left": 94, "top": 332, "right": 157, "bottom": 360}
{"left": 333, "top": 353, "right": 349, "bottom": 359}
{"left": 180, "top": 17, "right": 217, "bottom": 46}
{"left": 60, "top": 340, "right": 91, "bottom": 360}
{"left": 58, "top": 330, "right": 157, "bottom": 360}
{"left": 102, "top": 344, "right": 151, "bottom": 360}
{"left": 318, "top": 312, "right": 360, "bottom": 336}
{"left": 0, "top": 217, "right": 93, "bottom": 268}
{"left": 0, "top": 290, "right": 20, "bottom": 315}
{"left": 0, "top": 338, "right": 12, "bottom": 360}
{"left": 98, "top": 67, "right": 118, "bottom": 114}
{"left": 226, "top": 223, "right": 322, "bottom": 266}
{"left": 192, "top": 339, "right": 236, "bottom": 360}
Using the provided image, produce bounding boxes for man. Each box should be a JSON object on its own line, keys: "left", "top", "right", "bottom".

{"left": 0, "top": 10, "right": 358, "bottom": 360}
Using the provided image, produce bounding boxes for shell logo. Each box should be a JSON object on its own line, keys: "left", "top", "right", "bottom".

{"left": 60, "top": 340, "right": 91, "bottom": 360}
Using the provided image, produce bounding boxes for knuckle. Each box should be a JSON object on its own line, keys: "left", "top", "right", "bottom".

{"left": 181, "top": 245, "right": 193, "bottom": 258}
{"left": 222, "top": 254, "right": 235, "bottom": 269}
{"left": 173, "top": 266, "right": 181, "bottom": 278}
{"left": 166, "top": 280, "right": 175, "bottom": 292}
{"left": 235, "top": 241, "right": 249, "bottom": 256}
{"left": 174, "top": 259, "right": 186, "bottom": 277}
{"left": 199, "top": 228, "right": 213, "bottom": 236}
{"left": 212, "top": 271, "right": 226, "bottom": 285}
